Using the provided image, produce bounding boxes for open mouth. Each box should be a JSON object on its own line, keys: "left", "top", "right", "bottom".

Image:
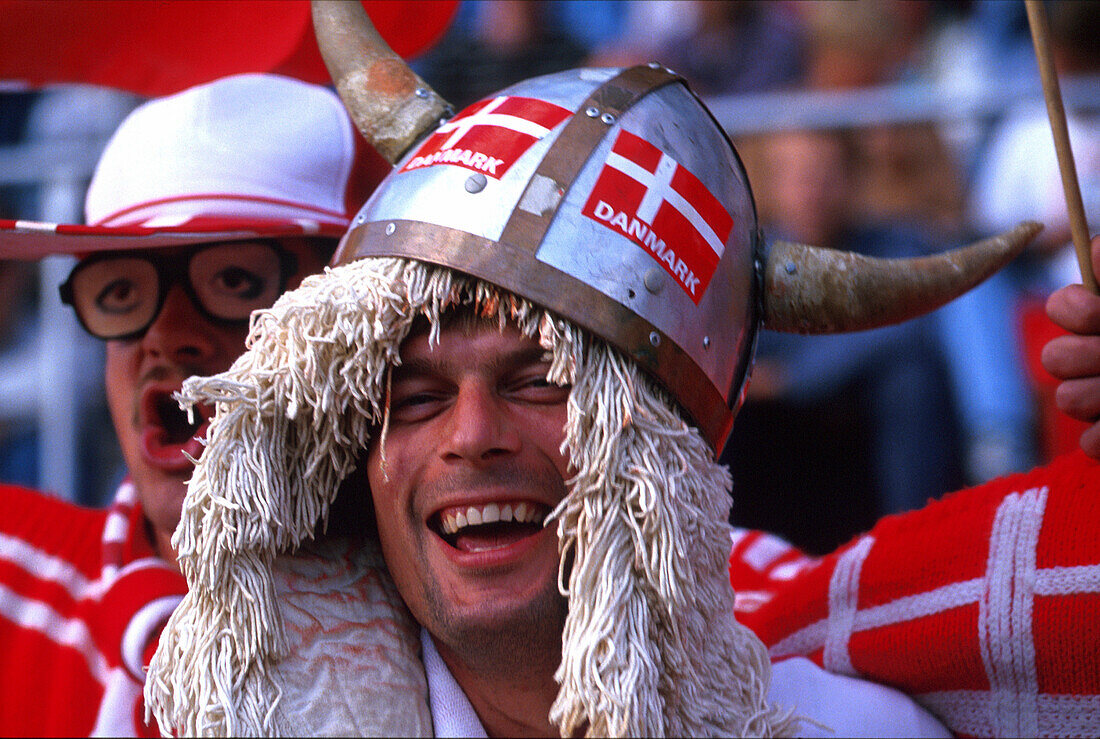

{"left": 140, "top": 387, "right": 211, "bottom": 470}
{"left": 155, "top": 394, "right": 205, "bottom": 445}
{"left": 430, "top": 501, "right": 550, "bottom": 553}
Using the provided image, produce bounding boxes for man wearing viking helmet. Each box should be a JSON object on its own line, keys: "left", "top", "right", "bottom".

{"left": 144, "top": 3, "right": 1100, "bottom": 737}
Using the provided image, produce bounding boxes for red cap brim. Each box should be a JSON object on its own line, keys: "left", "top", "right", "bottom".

{"left": 0, "top": 218, "right": 347, "bottom": 260}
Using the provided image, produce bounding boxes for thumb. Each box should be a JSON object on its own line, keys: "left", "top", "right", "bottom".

{"left": 1079, "top": 233, "right": 1100, "bottom": 290}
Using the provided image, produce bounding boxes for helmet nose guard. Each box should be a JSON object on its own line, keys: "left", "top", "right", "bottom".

{"left": 333, "top": 64, "right": 760, "bottom": 452}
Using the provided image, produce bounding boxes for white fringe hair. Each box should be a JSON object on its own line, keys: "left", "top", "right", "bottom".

{"left": 145, "top": 256, "right": 798, "bottom": 737}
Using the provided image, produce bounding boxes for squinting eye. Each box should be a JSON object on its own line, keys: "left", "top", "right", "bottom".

{"left": 390, "top": 392, "right": 446, "bottom": 423}
{"left": 95, "top": 278, "right": 143, "bottom": 315}
{"left": 208, "top": 267, "right": 265, "bottom": 300}
{"left": 511, "top": 372, "right": 570, "bottom": 403}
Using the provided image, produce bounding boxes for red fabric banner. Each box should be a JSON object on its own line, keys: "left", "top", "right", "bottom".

{"left": 0, "top": 0, "right": 458, "bottom": 97}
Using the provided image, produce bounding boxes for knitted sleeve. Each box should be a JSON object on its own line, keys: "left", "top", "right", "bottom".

{"left": 731, "top": 450, "right": 1100, "bottom": 738}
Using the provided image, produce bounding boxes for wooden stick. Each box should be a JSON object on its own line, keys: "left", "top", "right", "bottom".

{"left": 1024, "top": 0, "right": 1097, "bottom": 293}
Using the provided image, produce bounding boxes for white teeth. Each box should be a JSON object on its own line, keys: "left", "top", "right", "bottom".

{"left": 439, "top": 501, "right": 546, "bottom": 537}
{"left": 482, "top": 503, "right": 500, "bottom": 523}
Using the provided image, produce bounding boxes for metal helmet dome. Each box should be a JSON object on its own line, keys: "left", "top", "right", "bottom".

{"left": 334, "top": 64, "right": 758, "bottom": 449}
{"left": 313, "top": 0, "right": 1040, "bottom": 454}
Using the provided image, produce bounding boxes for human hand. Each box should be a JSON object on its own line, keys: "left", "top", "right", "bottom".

{"left": 1041, "top": 235, "right": 1100, "bottom": 458}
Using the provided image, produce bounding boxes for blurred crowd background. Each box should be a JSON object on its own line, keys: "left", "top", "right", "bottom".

{"left": 2, "top": 0, "right": 1098, "bottom": 554}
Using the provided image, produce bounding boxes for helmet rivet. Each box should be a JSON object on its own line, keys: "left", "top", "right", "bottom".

{"left": 355, "top": 213, "right": 366, "bottom": 224}
{"left": 643, "top": 268, "right": 664, "bottom": 294}
{"left": 785, "top": 261, "right": 797, "bottom": 274}
{"left": 385, "top": 223, "right": 396, "bottom": 236}
{"left": 703, "top": 336, "right": 711, "bottom": 349}
{"left": 415, "top": 87, "right": 430, "bottom": 99}
{"left": 601, "top": 112, "right": 616, "bottom": 125}
{"left": 649, "top": 331, "right": 661, "bottom": 347}
{"left": 585, "top": 106, "right": 599, "bottom": 118}
{"left": 465, "top": 173, "right": 488, "bottom": 193}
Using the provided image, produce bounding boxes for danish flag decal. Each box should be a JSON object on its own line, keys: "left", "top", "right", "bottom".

{"left": 582, "top": 129, "right": 734, "bottom": 304}
{"left": 401, "top": 95, "right": 571, "bottom": 179}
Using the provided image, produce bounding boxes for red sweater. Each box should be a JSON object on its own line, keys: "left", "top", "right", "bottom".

{"left": 0, "top": 481, "right": 187, "bottom": 737}
{"left": 730, "top": 449, "right": 1100, "bottom": 738}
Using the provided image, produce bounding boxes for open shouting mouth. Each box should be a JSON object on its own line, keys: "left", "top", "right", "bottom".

{"left": 140, "top": 385, "right": 211, "bottom": 473}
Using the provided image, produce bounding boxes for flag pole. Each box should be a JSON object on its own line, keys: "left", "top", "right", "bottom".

{"left": 1024, "top": 0, "right": 1097, "bottom": 293}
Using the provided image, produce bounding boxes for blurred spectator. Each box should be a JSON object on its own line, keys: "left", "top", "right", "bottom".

{"left": 411, "top": 0, "right": 596, "bottom": 110}
{"left": 0, "top": 92, "right": 40, "bottom": 489}
{"left": 0, "top": 85, "right": 140, "bottom": 504}
{"left": 854, "top": 123, "right": 968, "bottom": 238}
{"left": 722, "top": 129, "right": 964, "bottom": 555}
{"left": 970, "top": 0, "right": 1100, "bottom": 290}
{"left": 589, "top": 0, "right": 807, "bottom": 95}
{"left": 925, "top": 0, "right": 1035, "bottom": 174}
{"left": 850, "top": 109, "right": 1039, "bottom": 486}
{"left": 584, "top": 0, "right": 696, "bottom": 68}
{"left": 969, "top": 0, "right": 1100, "bottom": 463}
{"left": 0, "top": 259, "right": 38, "bottom": 487}
{"left": 797, "top": 0, "right": 1042, "bottom": 484}
{"left": 797, "top": 0, "right": 928, "bottom": 89}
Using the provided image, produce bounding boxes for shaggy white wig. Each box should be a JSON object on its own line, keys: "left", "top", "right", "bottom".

{"left": 145, "top": 256, "right": 797, "bottom": 737}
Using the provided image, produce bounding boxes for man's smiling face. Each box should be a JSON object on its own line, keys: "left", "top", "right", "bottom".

{"left": 366, "top": 316, "right": 572, "bottom": 658}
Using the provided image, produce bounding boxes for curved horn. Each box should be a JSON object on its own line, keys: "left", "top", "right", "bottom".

{"left": 763, "top": 221, "right": 1042, "bottom": 334}
{"left": 311, "top": 0, "right": 451, "bottom": 163}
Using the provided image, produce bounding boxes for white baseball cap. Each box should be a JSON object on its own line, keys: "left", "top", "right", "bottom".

{"left": 0, "top": 73, "right": 386, "bottom": 259}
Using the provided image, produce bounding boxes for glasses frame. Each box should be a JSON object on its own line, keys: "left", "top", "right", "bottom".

{"left": 59, "top": 240, "right": 299, "bottom": 341}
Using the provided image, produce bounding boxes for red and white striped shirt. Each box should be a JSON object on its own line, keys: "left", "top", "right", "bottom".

{"left": 0, "top": 480, "right": 186, "bottom": 737}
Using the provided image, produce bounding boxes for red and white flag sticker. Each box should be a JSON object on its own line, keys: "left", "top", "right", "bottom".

{"left": 582, "top": 130, "right": 733, "bottom": 304}
{"left": 401, "top": 95, "right": 571, "bottom": 179}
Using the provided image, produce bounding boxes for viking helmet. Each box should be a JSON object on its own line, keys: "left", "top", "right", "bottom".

{"left": 314, "top": 0, "right": 1039, "bottom": 454}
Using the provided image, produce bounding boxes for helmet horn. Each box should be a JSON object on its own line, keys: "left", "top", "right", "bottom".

{"left": 762, "top": 221, "right": 1042, "bottom": 334}
{"left": 311, "top": 0, "right": 450, "bottom": 163}
{"left": 309, "top": 4, "right": 1041, "bottom": 342}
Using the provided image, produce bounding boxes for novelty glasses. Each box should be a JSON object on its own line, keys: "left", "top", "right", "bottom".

{"left": 59, "top": 241, "right": 298, "bottom": 340}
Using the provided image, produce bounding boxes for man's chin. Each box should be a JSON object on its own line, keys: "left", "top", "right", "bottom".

{"left": 131, "top": 468, "right": 189, "bottom": 537}
{"left": 429, "top": 586, "right": 567, "bottom": 673}
{"left": 423, "top": 546, "right": 567, "bottom": 655}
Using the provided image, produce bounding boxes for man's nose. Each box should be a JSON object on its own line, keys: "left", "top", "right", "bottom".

{"left": 139, "top": 285, "right": 217, "bottom": 364}
{"left": 440, "top": 381, "right": 521, "bottom": 464}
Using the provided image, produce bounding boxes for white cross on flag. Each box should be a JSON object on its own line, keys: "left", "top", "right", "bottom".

{"left": 400, "top": 95, "right": 571, "bottom": 179}
{"left": 582, "top": 129, "right": 734, "bottom": 304}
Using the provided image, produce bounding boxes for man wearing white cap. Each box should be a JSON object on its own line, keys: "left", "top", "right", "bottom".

{"left": 0, "top": 72, "right": 385, "bottom": 736}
